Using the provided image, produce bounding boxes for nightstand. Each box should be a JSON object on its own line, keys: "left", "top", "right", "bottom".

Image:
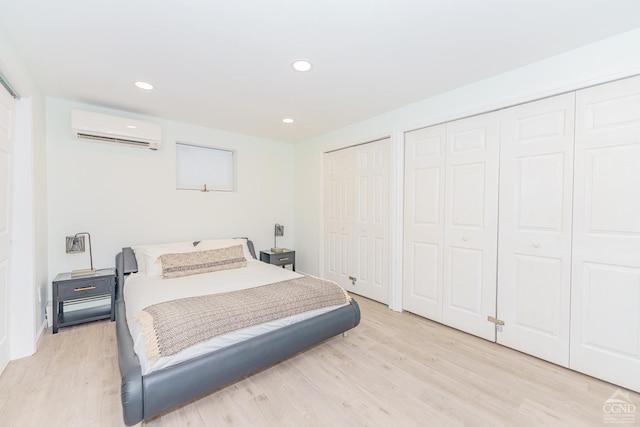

{"left": 52, "top": 268, "right": 116, "bottom": 334}
{"left": 260, "top": 249, "right": 295, "bottom": 271}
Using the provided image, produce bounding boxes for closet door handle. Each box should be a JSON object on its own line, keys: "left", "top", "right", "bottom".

{"left": 532, "top": 242, "right": 540, "bottom": 248}
{"left": 462, "top": 236, "right": 469, "bottom": 241}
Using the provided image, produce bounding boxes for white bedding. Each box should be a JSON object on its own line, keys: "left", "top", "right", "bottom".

{"left": 124, "top": 260, "right": 344, "bottom": 375}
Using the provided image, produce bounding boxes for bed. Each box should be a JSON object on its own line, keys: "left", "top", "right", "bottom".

{"left": 115, "top": 238, "right": 361, "bottom": 426}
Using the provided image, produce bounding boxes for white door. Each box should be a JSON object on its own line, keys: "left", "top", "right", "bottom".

{"left": 571, "top": 75, "right": 640, "bottom": 392}
{"left": 496, "top": 93, "right": 575, "bottom": 366}
{"left": 442, "top": 112, "right": 499, "bottom": 341}
{"left": 324, "top": 139, "right": 391, "bottom": 303}
{"left": 324, "top": 148, "right": 354, "bottom": 289}
{"left": 0, "top": 87, "right": 14, "bottom": 375}
{"left": 403, "top": 125, "right": 446, "bottom": 320}
{"left": 352, "top": 139, "right": 390, "bottom": 303}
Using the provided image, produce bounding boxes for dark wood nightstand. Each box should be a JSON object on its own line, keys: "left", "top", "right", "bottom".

{"left": 260, "top": 249, "right": 295, "bottom": 271}
{"left": 52, "top": 268, "right": 116, "bottom": 334}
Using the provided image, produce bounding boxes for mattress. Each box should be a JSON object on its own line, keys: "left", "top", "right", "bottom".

{"left": 124, "top": 261, "right": 344, "bottom": 375}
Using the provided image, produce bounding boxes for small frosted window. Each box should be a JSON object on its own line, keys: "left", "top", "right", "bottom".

{"left": 176, "top": 142, "right": 235, "bottom": 191}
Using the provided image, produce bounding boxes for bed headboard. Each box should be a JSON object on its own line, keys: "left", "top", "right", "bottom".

{"left": 115, "top": 248, "right": 138, "bottom": 301}
{"left": 235, "top": 237, "right": 257, "bottom": 260}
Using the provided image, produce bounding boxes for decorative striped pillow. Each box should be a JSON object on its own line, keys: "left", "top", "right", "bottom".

{"left": 160, "top": 245, "right": 247, "bottom": 279}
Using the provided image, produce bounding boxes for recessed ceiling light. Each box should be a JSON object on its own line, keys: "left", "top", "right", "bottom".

{"left": 291, "top": 60, "right": 312, "bottom": 72}
{"left": 134, "top": 81, "right": 154, "bottom": 90}
{"left": 282, "top": 118, "right": 294, "bottom": 124}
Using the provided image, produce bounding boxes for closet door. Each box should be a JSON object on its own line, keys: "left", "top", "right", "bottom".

{"left": 324, "top": 139, "right": 391, "bottom": 303}
{"left": 352, "top": 138, "right": 390, "bottom": 303}
{"left": 496, "top": 93, "right": 575, "bottom": 366}
{"left": 442, "top": 112, "right": 499, "bottom": 341}
{"left": 324, "top": 148, "right": 354, "bottom": 289}
{"left": 403, "top": 125, "right": 446, "bottom": 320}
{"left": 0, "top": 86, "right": 14, "bottom": 375}
{"left": 571, "top": 75, "right": 640, "bottom": 392}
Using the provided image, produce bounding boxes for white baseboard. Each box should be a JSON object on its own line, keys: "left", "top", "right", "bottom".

{"left": 36, "top": 316, "right": 48, "bottom": 342}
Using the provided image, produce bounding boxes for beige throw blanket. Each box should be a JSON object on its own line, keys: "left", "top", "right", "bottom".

{"left": 135, "top": 276, "right": 351, "bottom": 366}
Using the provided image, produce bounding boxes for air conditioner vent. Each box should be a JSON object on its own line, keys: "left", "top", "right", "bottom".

{"left": 71, "top": 109, "right": 162, "bottom": 150}
{"left": 75, "top": 133, "right": 156, "bottom": 149}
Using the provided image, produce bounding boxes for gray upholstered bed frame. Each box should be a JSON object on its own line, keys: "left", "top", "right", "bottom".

{"left": 115, "top": 240, "right": 361, "bottom": 425}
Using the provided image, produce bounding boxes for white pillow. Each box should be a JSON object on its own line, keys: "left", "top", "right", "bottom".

{"left": 196, "top": 238, "right": 256, "bottom": 262}
{"left": 131, "top": 241, "right": 198, "bottom": 276}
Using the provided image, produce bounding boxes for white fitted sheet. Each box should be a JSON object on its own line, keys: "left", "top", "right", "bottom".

{"left": 124, "top": 261, "right": 344, "bottom": 375}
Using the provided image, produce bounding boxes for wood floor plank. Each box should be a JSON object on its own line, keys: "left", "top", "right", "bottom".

{"left": 0, "top": 295, "right": 637, "bottom": 426}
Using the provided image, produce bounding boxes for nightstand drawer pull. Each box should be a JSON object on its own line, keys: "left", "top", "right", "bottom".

{"left": 74, "top": 285, "right": 97, "bottom": 292}
{"left": 278, "top": 257, "right": 289, "bottom": 261}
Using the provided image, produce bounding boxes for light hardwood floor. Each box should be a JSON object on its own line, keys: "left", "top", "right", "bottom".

{"left": 0, "top": 295, "right": 637, "bottom": 426}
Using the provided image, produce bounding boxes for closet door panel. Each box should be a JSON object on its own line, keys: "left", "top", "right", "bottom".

{"left": 580, "top": 263, "right": 640, "bottom": 353}
{"left": 352, "top": 138, "right": 390, "bottom": 303}
{"left": 516, "top": 153, "right": 565, "bottom": 232}
{"left": 447, "top": 247, "right": 483, "bottom": 314}
{"left": 511, "top": 254, "right": 563, "bottom": 332}
{"left": 497, "top": 93, "right": 575, "bottom": 366}
{"left": 324, "top": 149, "right": 354, "bottom": 288}
{"left": 325, "top": 154, "right": 340, "bottom": 279}
{"left": 449, "top": 163, "right": 485, "bottom": 227}
{"left": 403, "top": 125, "right": 446, "bottom": 320}
{"left": 572, "top": 75, "right": 640, "bottom": 392}
{"left": 442, "top": 112, "right": 499, "bottom": 340}
{"left": 0, "top": 87, "right": 13, "bottom": 375}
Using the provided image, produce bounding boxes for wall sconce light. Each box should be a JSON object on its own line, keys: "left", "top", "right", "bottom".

{"left": 66, "top": 232, "right": 95, "bottom": 277}
{"left": 272, "top": 223, "right": 284, "bottom": 253}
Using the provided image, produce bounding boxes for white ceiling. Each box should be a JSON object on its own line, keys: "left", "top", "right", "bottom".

{"left": 1, "top": 1, "right": 640, "bottom": 143}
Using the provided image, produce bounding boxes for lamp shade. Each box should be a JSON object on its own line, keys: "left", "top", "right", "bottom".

{"left": 66, "top": 235, "right": 85, "bottom": 253}
{"left": 272, "top": 223, "right": 284, "bottom": 252}
{"left": 65, "top": 232, "right": 95, "bottom": 276}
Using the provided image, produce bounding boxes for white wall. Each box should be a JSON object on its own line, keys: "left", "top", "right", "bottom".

{"left": 46, "top": 98, "right": 294, "bottom": 298}
{"left": 293, "top": 28, "right": 640, "bottom": 306}
{"left": 0, "top": 25, "right": 48, "bottom": 358}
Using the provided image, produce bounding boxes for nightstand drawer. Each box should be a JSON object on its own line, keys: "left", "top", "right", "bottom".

{"left": 270, "top": 253, "right": 295, "bottom": 266}
{"left": 56, "top": 276, "right": 112, "bottom": 300}
{"left": 259, "top": 249, "right": 296, "bottom": 271}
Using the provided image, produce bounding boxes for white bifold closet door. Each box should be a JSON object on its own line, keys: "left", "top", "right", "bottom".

{"left": 324, "top": 148, "right": 354, "bottom": 289}
{"left": 403, "top": 112, "right": 499, "bottom": 341}
{"left": 496, "top": 93, "right": 575, "bottom": 366}
{"left": 324, "top": 138, "right": 390, "bottom": 304}
{"left": 0, "top": 86, "right": 14, "bottom": 375}
{"left": 570, "top": 75, "right": 640, "bottom": 392}
{"left": 403, "top": 125, "right": 446, "bottom": 321}
{"left": 442, "top": 112, "right": 499, "bottom": 341}
{"left": 352, "top": 139, "right": 390, "bottom": 303}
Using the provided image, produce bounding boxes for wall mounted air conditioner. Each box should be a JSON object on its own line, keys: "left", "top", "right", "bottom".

{"left": 71, "top": 109, "right": 162, "bottom": 150}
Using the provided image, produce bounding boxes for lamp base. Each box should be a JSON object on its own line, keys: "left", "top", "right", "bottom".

{"left": 71, "top": 268, "right": 97, "bottom": 278}
{"left": 270, "top": 247, "right": 284, "bottom": 253}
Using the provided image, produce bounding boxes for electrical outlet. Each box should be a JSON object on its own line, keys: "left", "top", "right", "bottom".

{"left": 45, "top": 304, "right": 53, "bottom": 327}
